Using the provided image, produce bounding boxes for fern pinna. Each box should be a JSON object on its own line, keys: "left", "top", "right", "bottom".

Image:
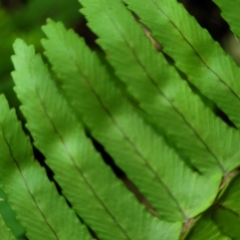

{"left": 0, "top": 0, "right": 240, "bottom": 239}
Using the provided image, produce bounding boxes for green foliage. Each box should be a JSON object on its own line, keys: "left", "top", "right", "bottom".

{"left": 0, "top": 93, "right": 92, "bottom": 240}
{"left": 78, "top": 0, "right": 240, "bottom": 175}
{"left": 212, "top": 0, "right": 240, "bottom": 37}
{"left": 185, "top": 212, "right": 230, "bottom": 240}
{"left": 0, "top": 214, "right": 16, "bottom": 240}
{"left": 41, "top": 20, "right": 220, "bottom": 223}
{"left": 11, "top": 39, "right": 180, "bottom": 240}
{"left": 0, "top": 0, "right": 80, "bottom": 109}
{"left": 0, "top": 0, "right": 240, "bottom": 239}
{"left": 124, "top": 0, "right": 240, "bottom": 128}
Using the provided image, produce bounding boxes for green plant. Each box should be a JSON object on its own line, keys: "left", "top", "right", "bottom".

{"left": 0, "top": 0, "right": 80, "bottom": 110}
{"left": 1, "top": 0, "right": 240, "bottom": 239}
{"left": 0, "top": 1, "right": 82, "bottom": 237}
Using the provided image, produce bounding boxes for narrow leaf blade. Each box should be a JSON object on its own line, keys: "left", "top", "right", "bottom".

{"left": 0, "top": 94, "right": 92, "bottom": 240}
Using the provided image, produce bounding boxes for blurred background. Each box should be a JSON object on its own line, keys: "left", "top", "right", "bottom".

{"left": 0, "top": 0, "right": 240, "bottom": 239}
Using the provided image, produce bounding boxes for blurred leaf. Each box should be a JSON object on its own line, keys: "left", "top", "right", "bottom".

{"left": 0, "top": 189, "right": 25, "bottom": 238}
{"left": 213, "top": 207, "right": 240, "bottom": 239}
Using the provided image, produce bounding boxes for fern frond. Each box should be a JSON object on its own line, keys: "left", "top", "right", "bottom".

{"left": 124, "top": 0, "right": 240, "bottom": 129}
{"left": 212, "top": 0, "right": 240, "bottom": 37}
{"left": 0, "top": 214, "right": 16, "bottom": 240}
{"left": 41, "top": 19, "right": 221, "bottom": 223}
{"left": 0, "top": 95, "right": 92, "bottom": 240}
{"left": 77, "top": 0, "right": 240, "bottom": 175}
{"left": 185, "top": 213, "right": 230, "bottom": 240}
{"left": 188, "top": 173, "right": 240, "bottom": 239}
{"left": 11, "top": 39, "right": 180, "bottom": 240}
{"left": 213, "top": 207, "right": 240, "bottom": 239}
{"left": 218, "top": 172, "right": 240, "bottom": 216}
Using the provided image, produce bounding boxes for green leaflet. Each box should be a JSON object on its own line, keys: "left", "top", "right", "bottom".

{"left": 41, "top": 20, "right": 221, "bottom": 223}
{"left": 0, "top": 187, "right": 25, "bottom": 238}
{"left": 77, "top": 0, "right": 240, "bottom": 175}
{"left": 11, "top": 39, "right": 181, "bottom": 240}
{"left": 213, "top": 207, "right": 240, "bottom": 239}
{"left": 187, "top": 172, "right": 240, "bottom": 240}
{"left": 209, "top": 173, "right": 240, "bottom": 239}
{"left": 185, "top": 213, "right": 230, "bottom": 240}
{"left": 213, "top": 0, "right": 240, "bottom": 37}
{"left": 0, "top": 95, "right": 92, "bottom": 240}
{"left": 124, "top": 0, "right": 240, "bottom": 129}
{"left": 0, "top": 214, "right": 16, "bottom": 240}
{"left": 218, "top": 172, "right": 240, "bottom": 216}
